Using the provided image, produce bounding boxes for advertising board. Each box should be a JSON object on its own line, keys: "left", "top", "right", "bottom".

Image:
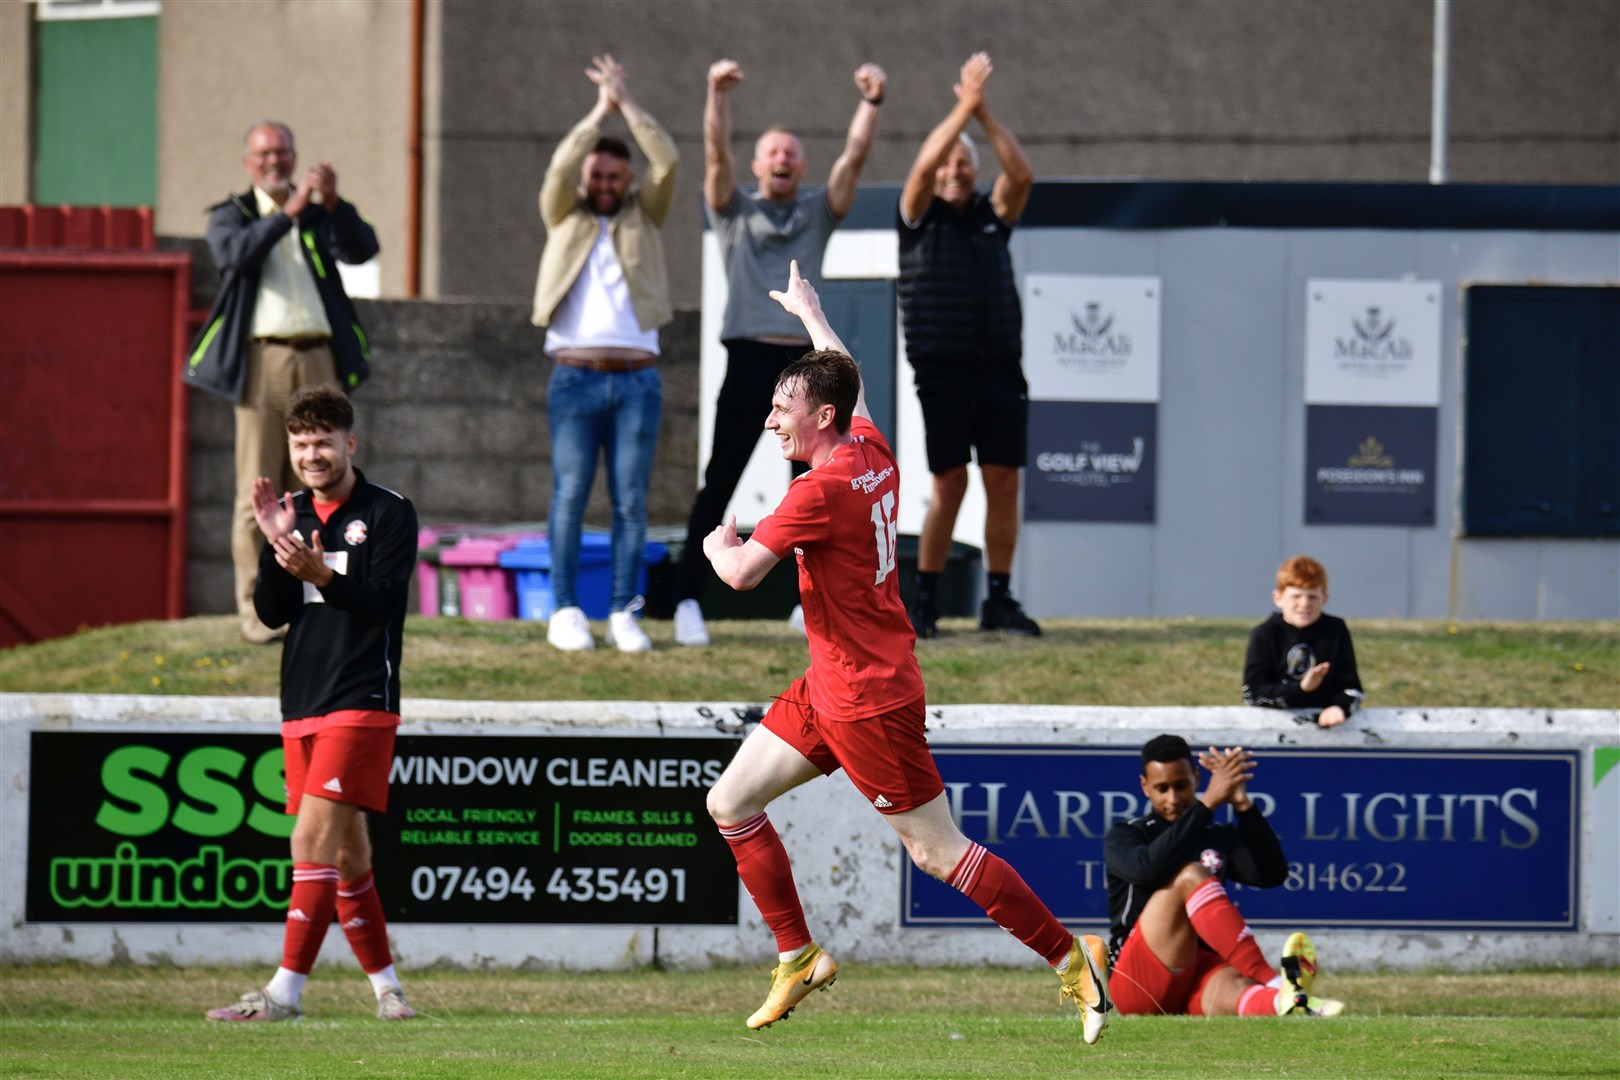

{"left": 27, "top": 732, "right": 740, "bottom": 925}
{"left": 903, "top": 746, "right": 1577, "bottom": 931}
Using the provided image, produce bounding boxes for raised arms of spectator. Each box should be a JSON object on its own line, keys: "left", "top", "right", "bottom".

{"left": 900, "top": 52, "right": 986, "bottom": 224}
{"left": 979, "top": 93, "right": 1034, "bottom": 223}
{"left": 540, "top": 57, "right": 619, "bottom": 227}
{"left": 314, "top": 197, "right": 379, "bottom": 266}
{"left": 769, "top": 260, "right": 869, "bottom": 423}
{"left": 898, "top": 52, "right": 1032, "bottom": 225}
{"left": 207, "top": 199, "right": 296, "bottom": 275}
{"left": 608, "top": 59, "right": 680, "bottom": 226}
{"left": 540, "top": 54, "right": 680, "bottom": 228}
{"left": 825, "top": 63, "right": 886, "bottom": 220}
{"left": 703, "top": 59, "right": 743, "bottom": 213}
{"left": 208, "top": 182, "right": 376, "bottom": 275}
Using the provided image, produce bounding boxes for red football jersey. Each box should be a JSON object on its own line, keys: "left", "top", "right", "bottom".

{"left": 751, "top": 417, "right": 925, "bottom": 720}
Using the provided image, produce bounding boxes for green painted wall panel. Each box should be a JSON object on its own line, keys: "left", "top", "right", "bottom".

{"left": 33, "top": 16, "right": 158, "bottom": 206}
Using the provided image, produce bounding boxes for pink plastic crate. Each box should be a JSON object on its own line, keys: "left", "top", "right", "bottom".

{"left": 415, "top": 527, "right": 444, "bottom": 617}
{"left": 439, "top": 536, "right": 519, "bottom": 621}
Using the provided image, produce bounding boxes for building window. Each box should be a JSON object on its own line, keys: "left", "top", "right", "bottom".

{"left": 31, "top": 0, "right": 159, "bottom": 206}
{"left": 1462, "top": 285, "right": 1619, "bottom": 538}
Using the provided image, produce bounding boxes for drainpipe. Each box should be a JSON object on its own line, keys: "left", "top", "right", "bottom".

{"left": 406, "top": 0, "right": 425, "bottom": 295}
{"left": 1430, "top": 0, "right": 1450, "bottom": 184}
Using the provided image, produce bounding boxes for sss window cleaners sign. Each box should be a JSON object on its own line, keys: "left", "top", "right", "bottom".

{"left": 27, "top": 732, "right": 739, "bottom": 925}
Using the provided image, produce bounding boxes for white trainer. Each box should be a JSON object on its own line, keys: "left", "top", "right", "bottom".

{"left": 376, "top": 985, "right": 418, "bottom": 1021}
{"left": 788, "top": 604, "right": 807, "bottom": 635}
{"left": 546, "top": 606, "right": 596, "bottom": 651}
{"left": 673, "top": 598, "right": 710, "bottom": 647}
{"left": 609, "top": 597, "right": 653, "bottom": 653}
{"left": 205, "top": 987, "right": 302, "bottom": 1022}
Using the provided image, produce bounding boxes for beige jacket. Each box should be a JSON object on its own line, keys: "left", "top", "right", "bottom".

{"left": 531, "top": 112, "right": 679, "bottom": 330}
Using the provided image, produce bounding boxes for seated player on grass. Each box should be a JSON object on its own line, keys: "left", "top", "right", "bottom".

{"left": 1103, "top": 734, "right": 1343, "bottom": 1018}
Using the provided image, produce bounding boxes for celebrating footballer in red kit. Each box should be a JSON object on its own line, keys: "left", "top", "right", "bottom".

{"left": 700, "top": 261, "right": 1113, "bottom": 1044}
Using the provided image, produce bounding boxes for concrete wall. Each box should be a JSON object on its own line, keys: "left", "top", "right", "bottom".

{"left": 155, "top": 0, "right": 412, "bottom": 296}
{"left": 3, "top": 695, "right": 1615, "bottom": 972}
{"left": 0, "top": 2, "right": 30, "bottom": 205}
{"left": 4, "top": 0, "right": 1613, "bottom": 299}
{"left": 185, "top": 296, "right": 704, "bottom": 615}
{"left": 429, "top": 0, "right": 1620, "bottom": 308}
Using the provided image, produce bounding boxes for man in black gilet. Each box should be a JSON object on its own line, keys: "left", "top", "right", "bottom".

{"left": 897, "top": 53, "right": 1038, "bottom": 638}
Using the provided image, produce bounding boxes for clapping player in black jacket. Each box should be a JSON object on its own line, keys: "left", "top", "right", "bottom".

{"left": 1103, "top": 735, "right": 1345, "bottom": 1018}
{"left": 207, "top": 386, "right": 419, "bottom": 1024}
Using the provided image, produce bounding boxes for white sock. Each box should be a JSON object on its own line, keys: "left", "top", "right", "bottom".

{"left": 1054, "top": 953, "right": 1071, "bottom": 975}
{"left": 367, "top": 965, "right": 402, "bottom": 998}
{"left": 266, "top": 966, "right": 307, "bottom": 1007}
{"left": 1266, "top": 974, "right": 1284, "bottom": 989}
{"left": 778, "top": 945, "right": 809, "bottom": 964}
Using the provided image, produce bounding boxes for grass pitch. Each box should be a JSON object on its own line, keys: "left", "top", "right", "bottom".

{"left": 2, "top": 963, "right": 1616, "bottom": 1079}
{"left": 0, "top": 614, "right": 1612, "bottom": 708}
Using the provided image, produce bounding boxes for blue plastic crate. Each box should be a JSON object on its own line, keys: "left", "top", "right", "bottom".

{"left": 499, "top": 537, "right": 667, "bottom": 621}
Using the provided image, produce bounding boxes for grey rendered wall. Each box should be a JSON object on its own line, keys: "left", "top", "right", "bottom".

{"left": 1014, "top": 226, "right": 1620, "bottom": 621}
{"left": 427, "top": 0, "right": 1619, "bottom": 307}
{"left": 155, "top": 1, "right": 412, "bottom": 296}
{"left": 184, "top": 298, "right": 704, "bottom": 616}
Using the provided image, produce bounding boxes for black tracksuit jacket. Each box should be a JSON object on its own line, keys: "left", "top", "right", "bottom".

{"left": 254, "top": 469, "right": 418, "bottom": 722}
{"left": 1103, "top": 801, "right": 1289, "bottom": 959}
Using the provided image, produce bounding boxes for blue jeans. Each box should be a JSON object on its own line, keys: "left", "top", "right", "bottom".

{"left": 546, "top": 364, "right": 663, "bottom": 612}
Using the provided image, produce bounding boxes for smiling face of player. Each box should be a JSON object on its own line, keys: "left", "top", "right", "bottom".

{"left": 289, "top": 425, "right": 357, "bottom": 501}
{"left": 751, "top": 129, "right": 808, "bottom": 202}
{"left": 1140, "top": 757, "right": 1199, "bottom": 823}
{"left": 765, "top": 376, "right": 835, "bottom": 466}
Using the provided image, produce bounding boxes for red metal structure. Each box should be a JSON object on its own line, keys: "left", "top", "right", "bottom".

{"left": 0, "top": 206, "right": 189, "bottom": 648}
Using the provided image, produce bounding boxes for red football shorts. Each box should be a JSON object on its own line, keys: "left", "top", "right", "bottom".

{"left": 283, "top": 720, "right": 397, "bottom": 815}
{"left": 1110, "top": 926, "right": 1233, "bottom": 1016}
{"left": 762, "top": 676, "right": 944, "bottom": 814}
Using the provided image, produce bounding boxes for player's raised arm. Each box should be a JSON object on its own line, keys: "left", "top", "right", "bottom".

{"left": 768, "top": 261, "right": 869, "bottom": 422}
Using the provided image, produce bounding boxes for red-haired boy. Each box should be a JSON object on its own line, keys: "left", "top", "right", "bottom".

{"left": 1242, "top": 556, "right": 1364, "bottom": 728}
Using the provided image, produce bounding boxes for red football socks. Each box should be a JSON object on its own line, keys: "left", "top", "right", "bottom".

{"left": 718, "top": 812, "right": 812, "bottom": 954}
{"left": 336, "top": 870, "right": 394, "bottom": 974}
{"left": 1186, "top": 878, "right": 1276, "bottom": 984}
{"left": 948, "top": 842, "right": 1072, "bottom": 966}
{"left": 1237, "top": 983, "right": 1283, "bottom": 1016}
{"left": 282, "top": 862, "right": 340, "bottom": 975}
